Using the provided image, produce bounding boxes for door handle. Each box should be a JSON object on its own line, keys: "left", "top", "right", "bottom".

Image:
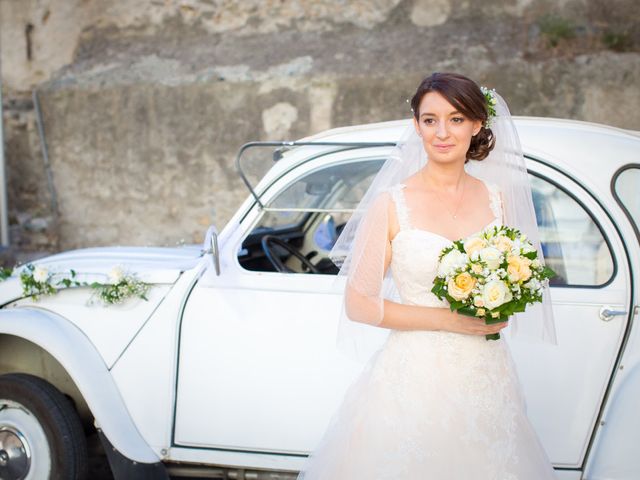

{"left": 599, "top": 305, "right": 628, "bottom": 322}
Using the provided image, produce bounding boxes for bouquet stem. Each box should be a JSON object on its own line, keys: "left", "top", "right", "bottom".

{"left": 485, "top": 333, "right": 500, "bottom": 341}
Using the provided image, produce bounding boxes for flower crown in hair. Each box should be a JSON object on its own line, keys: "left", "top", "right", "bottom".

{"left": 480, "top": 86, "right": 497, "bottom": 128}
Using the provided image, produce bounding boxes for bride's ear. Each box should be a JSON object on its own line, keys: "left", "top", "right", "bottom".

{"left": 472, "top": 119, "right": 482, "bottom": 136}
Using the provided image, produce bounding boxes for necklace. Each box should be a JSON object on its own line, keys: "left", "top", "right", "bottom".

{"left": 422, "top": 171, "right": 467, "bottom": 220}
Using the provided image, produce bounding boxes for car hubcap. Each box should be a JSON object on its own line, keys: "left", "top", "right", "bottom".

{"left": 0, "top": 426, "right": 31, "bottom": 480}
{"left": 0, "top": 399, "right": 51, "bottom": 480}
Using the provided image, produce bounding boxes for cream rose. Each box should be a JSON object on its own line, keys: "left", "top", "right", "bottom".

{"left": 507, "top": 255, "right": 532, "bottom": 282}
{"left": 471, "top": 263, "right": 483, "bottom": 274}
{"left": 464, "top": 236, "right": 487, "bottom": 256}
{"left": 33, "top": 266, "right": 49, "bottom": 283}
{"left": 494, "top": 235, "right": 513, "bottom": 252}
{"left": 479, "top": 247, "right": 502, "bottom": 270}
{"left": 482, "top": 279, "right": 513, "bottom": 309}
{"left": 447, "top": 272, "right": 476, "bottom": 301}
{"left": 473, "top": 295, "right": 484, "bottom": 307}
{"left": 437, "top": 249, "right": 468, "bottom": 277}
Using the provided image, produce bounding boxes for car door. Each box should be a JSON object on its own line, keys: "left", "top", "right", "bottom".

{"left": 507, "top": 159, "right": 631, "bottom": 469}
{"left": 174, "top": 150, "right": 390, "bottom": 455}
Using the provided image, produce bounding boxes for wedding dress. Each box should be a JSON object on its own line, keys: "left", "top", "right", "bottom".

{"left": 297, "top": 180, "right": 557, "bottom": 480}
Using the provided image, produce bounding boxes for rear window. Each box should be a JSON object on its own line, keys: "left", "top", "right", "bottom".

{"left": 613, "top": 165, "right": 640, "bottom": 244}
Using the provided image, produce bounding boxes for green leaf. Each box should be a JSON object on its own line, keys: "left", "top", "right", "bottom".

{"left": 457, "top": 306, "right": 477, "bottom": 317}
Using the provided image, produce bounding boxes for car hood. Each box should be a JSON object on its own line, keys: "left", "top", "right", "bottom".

{"left": 21, "top": 244, "right": 203, "bottom": 279}
{"left": 0, "top": 245, "right": 204, "bottom": 305}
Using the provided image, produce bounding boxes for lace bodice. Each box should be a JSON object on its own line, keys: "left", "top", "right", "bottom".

{"left": 388, "top": 180, "right": 503, "bottom": 308}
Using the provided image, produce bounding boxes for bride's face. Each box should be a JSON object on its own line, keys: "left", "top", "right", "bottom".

{"left": 413, "top": 91, "right": 482, "bottom": 164}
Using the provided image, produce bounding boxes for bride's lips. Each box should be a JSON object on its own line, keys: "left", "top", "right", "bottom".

{"left": 434, "top": 143, "right": 455, "bottom": 151}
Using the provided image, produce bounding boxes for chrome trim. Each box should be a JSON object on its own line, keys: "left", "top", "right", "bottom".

{"left": 234, "top": 141, "right": 397, "bottom": 208}
{"left": 0, "top": 425, "right": 31, "bottom": 480}
{"left": 262, "top": 207, "right": 357, "bottom": 214}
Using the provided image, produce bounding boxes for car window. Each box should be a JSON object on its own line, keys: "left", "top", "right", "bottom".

{"left": 530, "top": 174, "right": 614, "bottom": 287}
{"left": 239, "top": 159, "right": 384, "bottom": 273}
{"left": 243, "top": 163, "right": 616, "bottom": 282}
{"left": 257, "top": 160, "right": 383, "bottom": 230}
{"left": 613, "top": 165, "right": 640, "bottom": 244}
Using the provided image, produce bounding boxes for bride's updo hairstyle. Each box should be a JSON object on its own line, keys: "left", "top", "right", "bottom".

{"left": 410, "top": 72, "right": 496, "bottom": 162}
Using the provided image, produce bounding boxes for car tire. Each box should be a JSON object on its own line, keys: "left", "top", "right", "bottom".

{"left": 0, "top": 373, "right": 88, "bottom": 480}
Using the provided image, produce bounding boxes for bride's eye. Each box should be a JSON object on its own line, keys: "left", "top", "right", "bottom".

{"left": 423, "top": 118, "right": 435, "bottom": 125}
{"left": 451, "top": 117, "right": 465, "bottom": 123}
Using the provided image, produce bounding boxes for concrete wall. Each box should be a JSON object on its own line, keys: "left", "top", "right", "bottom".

{"left": 1, "top": 0, "right": 639, "bottom": 258}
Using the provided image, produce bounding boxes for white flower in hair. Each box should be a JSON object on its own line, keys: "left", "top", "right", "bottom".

{"left": 480, "top": 85, "right": 497, "bottom": 127}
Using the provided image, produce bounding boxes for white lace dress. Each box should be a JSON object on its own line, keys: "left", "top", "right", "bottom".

{"left": 296, "top": 181, "right": 557, "bottom": 480}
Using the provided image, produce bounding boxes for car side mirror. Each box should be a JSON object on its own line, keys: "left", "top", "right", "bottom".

{"left": 203, "top": 226, "right": 221, "bottom": 276}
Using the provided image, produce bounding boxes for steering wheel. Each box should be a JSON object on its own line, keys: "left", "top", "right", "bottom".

{"left": 261, "top": 235, "right": 321, "bottom": 274}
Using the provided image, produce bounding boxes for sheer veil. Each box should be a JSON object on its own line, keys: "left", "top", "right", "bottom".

{"left": 329, "top": 91, "right": 558, "bottom": 364}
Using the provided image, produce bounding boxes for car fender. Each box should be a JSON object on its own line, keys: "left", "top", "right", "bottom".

{"left": 0, "top": 307, "right": 159, "bottom": 464}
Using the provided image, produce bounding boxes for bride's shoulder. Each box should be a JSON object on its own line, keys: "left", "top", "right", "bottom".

{"left": 468, "top": 175, "right": 500, "bottom": 195}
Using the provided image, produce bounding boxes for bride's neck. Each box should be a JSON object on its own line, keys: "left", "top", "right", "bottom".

{"left": 421, "top": 162, "right": 466, "bottom": 191}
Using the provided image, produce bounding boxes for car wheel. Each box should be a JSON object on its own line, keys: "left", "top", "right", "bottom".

{"left": 0, "top": 373, "right": 88, "bottom": 480}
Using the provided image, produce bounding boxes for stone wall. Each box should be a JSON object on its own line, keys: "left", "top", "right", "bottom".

{"left": 1, "top": 0, "right": 639, "bottom": 260}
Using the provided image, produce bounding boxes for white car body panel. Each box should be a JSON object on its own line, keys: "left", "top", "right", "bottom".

{"left": 3, "top": 246, "right": 202, "bottom": 367}
{"left": 10, "top": 285, "right": 172, "bottom": 368}
{"left": 0, "top": 308, "right": 160, "bottom": 463}
{"left": 110, "top": 263, "right": 205, "bottom": 454}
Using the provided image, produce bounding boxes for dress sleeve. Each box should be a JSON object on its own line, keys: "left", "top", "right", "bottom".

{"left": 343, "top": 191, "right": 394, "bottom": 326}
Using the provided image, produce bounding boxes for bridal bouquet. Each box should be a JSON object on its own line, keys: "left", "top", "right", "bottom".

{"left": 431, "top": 225, "right": 555, "bottom": 340}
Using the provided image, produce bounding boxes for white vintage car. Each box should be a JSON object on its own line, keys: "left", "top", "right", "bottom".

{"left": 0, "top": 116, "right": 638, "bottom": 480}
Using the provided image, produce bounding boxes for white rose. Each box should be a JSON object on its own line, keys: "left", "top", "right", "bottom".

{"left": 437, "top": 250, "right": 468, "bottom": 277}
{"left": 108, "top": 266, "right": 125, "bottom": 284}
{"left": 479, "top": 247, "right": 502, "bottom": 270}
{"left": 33, "top": 266, "right": 49, "bottom": 283}
{"left": 482, "top": 279, "right": 513, "bottom": 309}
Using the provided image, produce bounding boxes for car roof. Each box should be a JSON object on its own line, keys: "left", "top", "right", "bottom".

{"left": 287, "top": 116, "right": 638, "bottom": 189}
{"left": 245, "top": 116, "right": 638, "bottom": 204}
{"left": 297, "top": 116, "right": 639, "bottom": 147}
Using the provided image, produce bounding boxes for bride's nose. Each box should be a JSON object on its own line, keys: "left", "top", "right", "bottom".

{"left": 435, "top": 120, "right": 449, "bottom": 139}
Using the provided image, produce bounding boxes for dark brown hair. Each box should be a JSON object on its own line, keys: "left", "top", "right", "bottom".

{"left": 410, "top": 72, "right": 495, "bottom": 161}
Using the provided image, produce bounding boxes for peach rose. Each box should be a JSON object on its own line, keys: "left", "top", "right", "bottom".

{"left": 471, "top": 263, "right": 483, "bottom": 274}
{"left": 447, "top": 272, "right": 476, "bottom": 301}
{"left": 507, "top": 255, "right": 532, "bottom": 282}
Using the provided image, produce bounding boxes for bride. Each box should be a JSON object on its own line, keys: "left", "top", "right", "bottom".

{"left": 296, "top": 73, "right": 558, "bottom": 479}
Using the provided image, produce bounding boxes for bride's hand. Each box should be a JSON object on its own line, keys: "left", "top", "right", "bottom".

{"left": 443, "top": 310, "right": 509, "bottom": 336}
